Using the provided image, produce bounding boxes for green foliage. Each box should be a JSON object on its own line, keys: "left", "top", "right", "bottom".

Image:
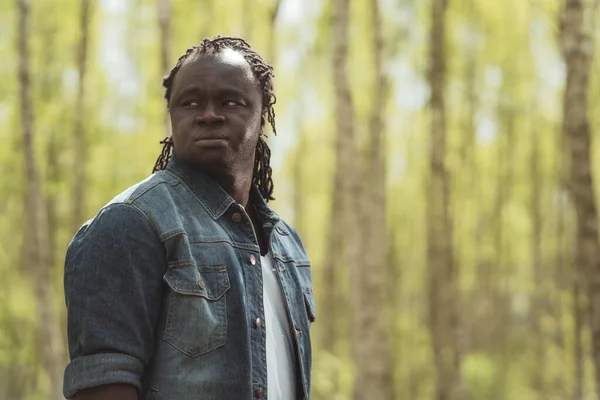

{"left": 2, "top": 0, "right": 600, "bottom": 399}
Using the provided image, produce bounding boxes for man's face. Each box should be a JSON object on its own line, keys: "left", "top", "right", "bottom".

{"left": 168, "top": 49, "right": 263, "bottom": 176}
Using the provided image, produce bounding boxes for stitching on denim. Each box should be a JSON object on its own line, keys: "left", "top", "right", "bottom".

{"left": 111, "top": 202, "right": 161, "bottom": 238}
{"left": 271, "top": 255, "right": 311, "bottom": 265}
{"left": 188, "top": 236, "right": 259, "bottom": 251}
{"left": 164, "top": 169, "right": 222, "bottom": 220}
{"left": 160, "top": 228, "right": 186, "bottom": 242}
{"left": 127, "top": 178, "right": 169, "bottom": 203}
{"left": 166, "top": 259, "right": 195, "bottom": 268}
{"left": 163, "top": 285, "right": 228, "bottom": 358}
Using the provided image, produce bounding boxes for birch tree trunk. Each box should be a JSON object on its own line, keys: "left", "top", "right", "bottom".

{"left": 574, "top": 258, "right": 585, "bottom": 400}
{"left": 242, "top": 0, "right": 252, "bottom": 43}
{"left": 293, "top": 56, "right": 307, "bottom": 233}
{"left": 72, "top": 0, "right": 91, "bottom": 233}
{"left": 197, "top": 0, "right": 213, "bottom": 40}
{"left": 427, "top": 0, "right": 464, "bottom": 398}
{"left": 265, "top": 0, "right": 280, "bottom": 138}
{"left": 559, "top": 0, "right": 600, "bottom": 395}
{"left": 17, "top": 0, "right": 65, "bottom": 398}
{"left": 352, "top": 0, "right": 393, "bottom": 398}
{"left": 267, "top": 0, "right": 281, "bottom": 67}
{"left": 39, "top": 6, "right": 59, "bottom": 269}
{"left": 323, "top": 0, "right": 357, "bottom": 354}
{"left": 549, "top": 105, "right": 569, "bottom": 399}
{"left": 458, "top": 0, "right": 477, "bottom": 362}
{"left": 530, "top": 112, "right": 546, "bottom": 399}
{"left": 158, "top": 0, "right": 171, "bottom": 137}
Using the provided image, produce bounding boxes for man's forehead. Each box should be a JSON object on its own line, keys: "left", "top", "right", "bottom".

{"left": 170, "top": 49, "right": 260, "bottom": 99}
{"left": 181, "top": 48, "right": 251, "bottom": 73}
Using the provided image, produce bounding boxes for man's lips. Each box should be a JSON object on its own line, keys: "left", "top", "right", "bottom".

{"left": 193, "top": 132, "right": 229, "bottom": 141}
{"left": 193, "top": 132, "right": 229, "bottom": 147}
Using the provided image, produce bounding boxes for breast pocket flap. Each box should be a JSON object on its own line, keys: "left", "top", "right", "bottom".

{"left": 164, "top": 264, "right": 230, "bottom": 300}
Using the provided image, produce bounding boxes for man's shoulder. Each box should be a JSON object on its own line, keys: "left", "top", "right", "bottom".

{"left": 106, "top": 170, "right": 175, "bottom": 207}
{"left": 274, "top": 219, "right": 310, "bottom": 259}
{"left": 74, "top": 172, "right": 175, "bottom": 235}
{"left": 277, "top": 219, "right": 299, "bottom": 237}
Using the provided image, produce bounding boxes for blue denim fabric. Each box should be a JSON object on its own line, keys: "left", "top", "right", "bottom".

{"left": 63, "top": 153, "right": 316, "bottom": 399}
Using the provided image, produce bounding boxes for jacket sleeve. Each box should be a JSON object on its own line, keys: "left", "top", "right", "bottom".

{"left": 63, "top": 202, "right": 166, "bottom": 398}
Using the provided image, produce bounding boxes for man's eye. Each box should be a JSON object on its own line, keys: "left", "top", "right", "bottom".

{"left": 183, "top": 100, "right": 199, "bottom": 107}
{"left": 223, "top": 100, "right": 241, "bottom": 106}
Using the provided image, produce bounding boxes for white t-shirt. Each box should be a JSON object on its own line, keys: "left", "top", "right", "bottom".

{"left": 260, "top": 252, "right": 297, "bottom": 399}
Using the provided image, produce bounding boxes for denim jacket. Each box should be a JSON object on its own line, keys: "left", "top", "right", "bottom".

{"left": 63, "top": 153, "right": 316, "bottom": 399}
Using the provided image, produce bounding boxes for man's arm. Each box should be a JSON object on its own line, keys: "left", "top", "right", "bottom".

{"left": 73, "top": 384, "right": 138, "bottom": 400}
{"left": 63, "top": 203, "right": 166, "bottom": 399}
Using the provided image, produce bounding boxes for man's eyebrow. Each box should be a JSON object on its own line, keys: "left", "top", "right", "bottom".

{"left": 174, "top": 86, "right": 248, "bottom": 98}
{"left": 174, "top": 86, "right": 202, "bottom": 98}
{"left": 218, "top": 87, "right": 248, "bottom": 98}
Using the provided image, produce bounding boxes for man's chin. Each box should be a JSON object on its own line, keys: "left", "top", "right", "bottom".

{"left": 187, "top": 152, "right": 231, "bottom": 174}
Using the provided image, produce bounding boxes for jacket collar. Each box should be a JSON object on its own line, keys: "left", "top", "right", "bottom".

{"left": 249, "top": 183, "right": 280, "bottom": 227}
{"left": 165, "top": 152, "right": 279, "bottom": 224}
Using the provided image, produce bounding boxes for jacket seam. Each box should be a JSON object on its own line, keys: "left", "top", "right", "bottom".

{"left": 126, "top": 178, "right": 170, "bottom": 203}
{"left": 113, "top": 202, "right": 161, "bottom": 239}
{"left": 163, "top": 169, "right": 215, "bottom": 217}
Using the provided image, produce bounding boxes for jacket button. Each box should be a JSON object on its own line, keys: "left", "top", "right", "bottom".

{"left": 255, "top": 318, "right": 262, "bottom": 329}
{"left": 256, "top": 387, "right": 264, "bottom": 398}
{"left": 232, "top": 212, "right": 242, "bottom": 223}
{"left": 250, "top": 255, "right": 256, "bottom": 265}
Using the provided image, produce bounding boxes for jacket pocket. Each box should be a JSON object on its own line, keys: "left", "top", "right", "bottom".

{"left": 303, "top": 291, "right": 317, "bottom": 323}
{"left": 163, "top": 263, "right": 230, "bottom": 357}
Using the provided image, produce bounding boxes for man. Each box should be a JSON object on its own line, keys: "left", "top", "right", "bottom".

{"left": 63, "top": 36, "right": 316, "bottom": 400}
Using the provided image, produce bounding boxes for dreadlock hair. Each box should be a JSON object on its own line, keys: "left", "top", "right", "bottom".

{"left": 152, "top": 35, "right": 277, "bottom": 201}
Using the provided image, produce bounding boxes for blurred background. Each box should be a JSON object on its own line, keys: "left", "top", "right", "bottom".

{"left": 2, "top": 0, "right": 600, "bottom": 399}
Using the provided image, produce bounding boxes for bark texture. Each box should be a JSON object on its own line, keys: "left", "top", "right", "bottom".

{"left": 427, "top": 0, "right": 464, "bottom": 399}
{"left": 352, "top": 0, "right": 394, "bottom": 399}
{"left": 72, "top": 0, "right": 91, "bottom": 233}
{"left": 323, "top": 0, "right": 357, "bottom": 353}
{"left": 17, "top": 0, "right": 65, "bottom": 398}
{"left": 267, "top": 0, "right": 281, "bottom": 66}
{"left": 560, "top": 0, "right": 600, "bottom": 395}
{"left": 158, "top": 0, "right": 171, "bottom": 137}
{"left": 530, "top": 117, "right": 546, "bottom": 399}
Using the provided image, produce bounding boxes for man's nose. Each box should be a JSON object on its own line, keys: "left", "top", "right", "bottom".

{"left": 195, "top": 104, "right": 225, "bottom": 125}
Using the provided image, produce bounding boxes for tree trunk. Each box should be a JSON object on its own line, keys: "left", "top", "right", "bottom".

{"left": 458, "top": 0, "right": 477, "bottom": 362}
{"left": 158, "top": 0, "right": 171, "bottom": 137}
{"left": 72, "top": 0, "right": 91, "bottom": 234}
{"left": 427, "top": 0, "right": 463, "bottom": 399}
{"left": 38, "top": 6, "right": 59, "bottom": 269}
{"left": 17, "top": 0, "right": 65, "bottom": 398}
{"left": 559, "top": 0, "right": 600, "bottom": 395}
{"left": 530, "top": 113, "right": 546, "bottom": 399}
{"left": 387, "top": 228, "right": 400, "bottom": 399}
{"left": 551, "top": 109, "right": 570, "bottom": 400}
{"left": 242, "top": 0, "right": 252, "bottom": 43}
{"left": 352, "top": 0, "right": 393, "bottom": 399}
{"left": 323, "top": 0, "right": 357, "bottom": 355}
{"left": 198, "top": 0, "right": 213, "bottom": 40}
{"left": 554, "top": 134, "right": 580, "bottom": 399}
{"left": 574, "top": 265, "right": 585, "bottom": 400}
{"left": 292, "top": 59, "right": 307, "bottom": 234}
{"left": 267, "top": 0, "right": 281, "bottom": 68}
{"left": 493, "top": 102, "right": 515, "bottom": 400}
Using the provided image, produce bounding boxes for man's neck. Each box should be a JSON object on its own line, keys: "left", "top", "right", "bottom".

{"left": 205, "top": 170, "right": 253, "bottom": 209}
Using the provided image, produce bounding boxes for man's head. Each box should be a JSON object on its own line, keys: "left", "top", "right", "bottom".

{"left": 153, "top": 36, "right": 276, "bottom": 201}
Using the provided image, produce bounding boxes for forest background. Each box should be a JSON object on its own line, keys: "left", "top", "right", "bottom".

{"left": 3, "top": 0, "right": 600, "bottom": 399}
